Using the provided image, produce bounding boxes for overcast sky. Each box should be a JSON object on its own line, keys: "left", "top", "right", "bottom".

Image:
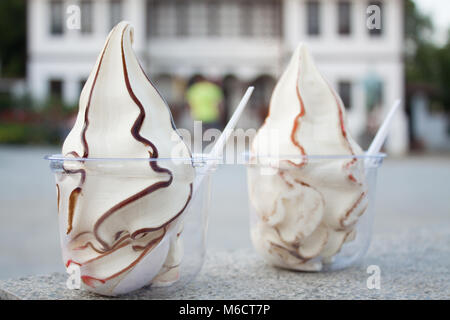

{"left": 414, "top": 0, "right": 450, "bottom": 45}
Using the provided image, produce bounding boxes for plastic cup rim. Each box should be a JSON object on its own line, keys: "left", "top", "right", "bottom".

{"left": 243, "top": 152, "right": 387, "bottom": 160}
{"left": 44, "top": 153, "right": 220, "bottom": 163}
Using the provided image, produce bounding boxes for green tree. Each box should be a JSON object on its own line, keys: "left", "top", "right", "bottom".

{"left": 435, "top": 38, "right": 450, "bottom": 111}
{"left": 405, "top": 0, "right": 450, "bottom": 112}
{"left": 0, "top": 0, "right": 26, "bottom": 77}
{"left": 405, "top": 0, "right": 436, "bottom": 84}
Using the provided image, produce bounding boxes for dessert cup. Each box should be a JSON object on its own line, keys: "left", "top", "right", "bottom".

{"left": 46, "top": 154, "right": 215, "bottom": 296}
{"left": 246, "top": 153, "right": 385, "bottom": 271}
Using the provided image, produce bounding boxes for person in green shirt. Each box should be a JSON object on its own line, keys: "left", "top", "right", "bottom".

{"left": 186, "top": 77, "right": 224, "bottom": 130}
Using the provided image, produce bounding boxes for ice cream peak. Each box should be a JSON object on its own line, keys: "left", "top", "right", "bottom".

{"left": 58, "top": 22, "right": 194, "bottom": 295}
{"left": 253, "top": 43, "right": 363, "bottom": 161}
{"left": 63, "top": 21, "right": 185, "bottom": 160}
{"left": 249, "top": 43, "right": 367, "bottom": 271}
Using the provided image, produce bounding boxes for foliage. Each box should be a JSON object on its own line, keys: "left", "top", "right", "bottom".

{"left": 0, "top": 122, "right": 61, "bottom": 145}
{"left": 405, "top": 0, "right": 433, "bottom": 44}
{"left": 0, "top": 0, "right": 26, "bottom": 77}
{"left": 0, "top": 96, "right": 77, "bottom": 145}
{"left": 405, "top": 0, "right": 450, "bottom": 112}
{"left": 435, "top": 41, "right": 450, "bottom": 111}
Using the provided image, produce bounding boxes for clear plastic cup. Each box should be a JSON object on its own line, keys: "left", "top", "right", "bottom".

{"left": 46, "top": 154, "right": 216, "bottom": 296}
{"left": 245, "top": 154, "right": 385, "bottom": 272}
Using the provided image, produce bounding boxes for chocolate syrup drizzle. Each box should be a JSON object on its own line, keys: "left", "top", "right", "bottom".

{"left": 63, "top": 25, "right": 193, "bottom": 287}
{"left": 327, "top": 83, "right": 361, "bottom": 184}
{"left": 63, "top": 151, "right": 86, "bottom": 234}
{"left": 63, "top": 23, "right": 113, "bottom": 234}
{"left": 56, "top": 184, "right": 60, "bottom": 213}
{"left": 288, "top": 59, "right": 307, "bottom": 167}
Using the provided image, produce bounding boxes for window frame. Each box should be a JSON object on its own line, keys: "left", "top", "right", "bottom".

{"left": 49, "top": 79, "right": 64, "bottom": 100}
{"left": 306, "top": 0, "right": 321, "bottom": 36}
{"left": 337, "top": 0, "right": 352, "bottom": 36}
{"left": 109, "top": 0, "right": 123, "bottom": 30}
{"left": 338, "top": 80, "right": 352, "bottom": 110}
{"left": 175, "top": 0, "right": 188, "bottom": 37}
{"left": 80, "top": 0, "right": 94, "bottom": 35}
{"left": 368, "top": 0, "right": 383, "bottom": 37}
{"left": 49, "top": 0, "right": 64, "bottom": 36}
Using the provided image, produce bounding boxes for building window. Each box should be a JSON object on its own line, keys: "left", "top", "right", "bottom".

{"left": 368, "top": 1, "right": 383, "bottom": 36}
{"left": 365, "top": 77, "right": 383, "bottom": 110}
{"left": 188, "top": 0, "right": 208, "bottom": 36}
{"left": 338, "top": 81, "right": 352, "bottom": 110}
{"left": 147, "top": 0, "right": 176, "bottom": 38}
{"left": 110, "top": 0, "right": 122, "bottom": 30}
{"left": 49, "top": 79, "right": 63, "bottom": 100}
{"left": 79, "top": 79, "right": 87, "bottom": 94}
{"left": 175, "top": 0, "right": 188, "bottom": 37}
{"left": 240, "top": 0, "right": 253, "bottom": 37}
{"left": 306, "top": 1, "right": 320, "bottom": 36}
{"left": 239, "top": 0, "right": 281, "bottom": 38}
{"left": 218, "top": 1, "right": 241, "bottom": 37}
{"left": 207, "top": 0, "right": 220, "bottom": 36}
{"left": 337, "top": 1, "right": 352, "bottom": 35}
{"left": 50, "top": 0, "right": 64, "bottom": 35}
{"left": 251, "top": 0, "right": 281, "bottom": 38}
{"left": 80, "top": 0, "right": 93, "bottom": 34}
{"left": 145, "top": 0, "right": 280, "bottom": 39}
{"left": 146, "top": 0, "right": 159, "bottom": 37}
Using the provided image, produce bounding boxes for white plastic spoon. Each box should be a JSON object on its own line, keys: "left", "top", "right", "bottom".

{"left": 193, "top": 86, "right": 254, "bottom": 194}
{"left": 365, "top": 99, "right": 401, "bottom": 166}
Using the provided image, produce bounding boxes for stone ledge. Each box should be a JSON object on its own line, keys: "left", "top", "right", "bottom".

{"left": 1, "top": 227, "right": 449, "bottom": 300}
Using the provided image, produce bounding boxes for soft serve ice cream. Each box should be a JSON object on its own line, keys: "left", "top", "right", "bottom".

{"left": 249, "top": 44, "right": 367, "bottom": 271}
{"left": 57, "top": 22, "right": 194, "bottom": 295}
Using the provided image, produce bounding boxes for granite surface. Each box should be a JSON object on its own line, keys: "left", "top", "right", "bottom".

{"left": 1, "top": 226, "right": 448, "bottom": 300}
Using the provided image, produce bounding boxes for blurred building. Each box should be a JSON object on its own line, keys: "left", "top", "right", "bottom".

{"left": 27, "top": 0, "right": 408, "bottom": 154}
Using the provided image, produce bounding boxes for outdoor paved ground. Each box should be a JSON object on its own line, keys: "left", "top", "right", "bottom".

{"left": 0, "top": 145, "right": 449, "bottom": 299}
{"left": 1, "top": 227, "right": 448, "bottom": 299}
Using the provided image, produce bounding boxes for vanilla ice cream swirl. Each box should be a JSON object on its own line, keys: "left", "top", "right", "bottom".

{"left": 249, "top": 44, "right": 367, "bottom": 271}
{"left": 57, "top": 22, "right": 194, "bottom": 295}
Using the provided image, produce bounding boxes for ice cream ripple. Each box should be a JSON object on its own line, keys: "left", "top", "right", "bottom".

{"left": 57, "top": 22, "right": 194, "bottom": 295}
{"left": 249, "top": 44, "right": 367, "bottom": 271}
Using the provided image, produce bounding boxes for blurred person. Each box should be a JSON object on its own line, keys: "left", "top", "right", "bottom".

{"left": 186, "top": 75, "right": 224, "bottom": 131}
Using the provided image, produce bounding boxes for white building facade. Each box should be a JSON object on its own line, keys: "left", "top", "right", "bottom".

{"left": 27, "top": 0, "right": 408, "bottom": 154}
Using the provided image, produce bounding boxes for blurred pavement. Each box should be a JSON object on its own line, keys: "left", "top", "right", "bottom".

{"left": 0, "top": 145, "right": 449, "bottom": 280}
